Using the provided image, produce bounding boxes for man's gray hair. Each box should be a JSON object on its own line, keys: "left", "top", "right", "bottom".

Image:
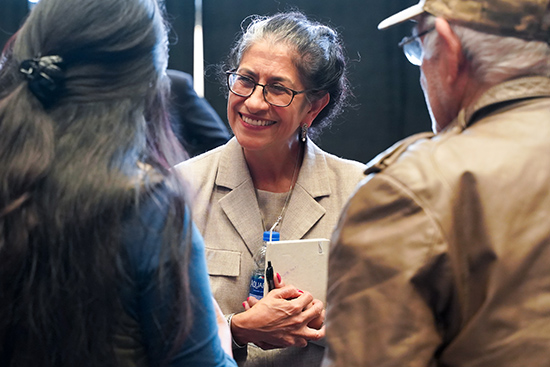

{"left": 423, "top": 15, "right": 550, "bottom": 84}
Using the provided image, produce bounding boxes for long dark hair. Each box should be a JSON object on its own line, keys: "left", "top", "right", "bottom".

{"left": 0, "top": 0, "right": 190, "bottom": 366}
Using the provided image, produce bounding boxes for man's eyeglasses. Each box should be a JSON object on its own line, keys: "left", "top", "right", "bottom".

{"left": 398, "top": 27, "right": 435, "bottom": 66}
{"left": 226, "top": 71, "right": 310, "bottom": 107}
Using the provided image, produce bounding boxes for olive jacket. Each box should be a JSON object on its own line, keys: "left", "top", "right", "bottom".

{"left": 323, "top": 76, "right": 550, "bottom": 367}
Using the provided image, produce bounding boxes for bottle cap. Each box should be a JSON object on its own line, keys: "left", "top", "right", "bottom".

{"left": 263, "top": 231, "right": 280, "bottom": 241}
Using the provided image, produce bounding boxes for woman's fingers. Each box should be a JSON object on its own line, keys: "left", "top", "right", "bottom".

{"left": 274, "top": 272, "right": 284, "bottom": 288}
{"left": 273, "top": 285, "right": 310, "bottom": 303}
{"left": 247, "top": 296, "right": 259, "bottom": 308}
{"left": 304, "top": 324, "right": 326, "bottom": 342}
{"left": 307, "top": 307, "right": 325, "bottom": 330}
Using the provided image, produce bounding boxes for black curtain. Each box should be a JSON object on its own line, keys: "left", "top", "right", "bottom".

{"left": 0, "top": 0, "right": 27, "bottom": 48}
{"left": 1, "top": 0, "right": 431, "bottom": 164}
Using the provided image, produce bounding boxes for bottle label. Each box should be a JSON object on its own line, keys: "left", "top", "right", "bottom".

{"left": 248, "top": 273, "right": 265, "bottom": 300}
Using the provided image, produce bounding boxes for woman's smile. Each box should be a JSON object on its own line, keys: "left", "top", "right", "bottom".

{"left": 240, "top": 113, "right": 276, "bottom": 127}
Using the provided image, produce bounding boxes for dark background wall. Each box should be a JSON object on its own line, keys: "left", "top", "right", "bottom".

{"left": 0, "top": 0, "right": 431, "bottom": 163}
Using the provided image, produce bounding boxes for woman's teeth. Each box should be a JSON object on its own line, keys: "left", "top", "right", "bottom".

{"left": 241, "top": 114, "right": 276, "bottom": 126}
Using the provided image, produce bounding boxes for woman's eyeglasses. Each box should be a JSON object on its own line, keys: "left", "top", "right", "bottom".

{"left": 226, "top": 71, "right": 310, "bottom": 107}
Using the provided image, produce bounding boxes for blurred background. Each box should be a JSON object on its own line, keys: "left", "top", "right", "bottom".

{"left": 0, "top": 0, "right": 431, "bottom": 163}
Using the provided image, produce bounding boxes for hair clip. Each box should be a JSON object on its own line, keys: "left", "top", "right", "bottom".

{"left": 19, "top": 54, "right": 64, "bottom": 107}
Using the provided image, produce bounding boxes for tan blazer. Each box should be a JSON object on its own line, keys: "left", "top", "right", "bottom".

{"left": 176, "top": 137, "right": 365, "bottom": 366}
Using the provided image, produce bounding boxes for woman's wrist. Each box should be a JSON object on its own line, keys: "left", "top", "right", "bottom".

{"left": 226, "top": 313, "right": 248, "bottom": 349}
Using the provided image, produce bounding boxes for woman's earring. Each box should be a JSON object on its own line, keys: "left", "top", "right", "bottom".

{"left": 300, "top": 124, "right": 308, "bottom": 142}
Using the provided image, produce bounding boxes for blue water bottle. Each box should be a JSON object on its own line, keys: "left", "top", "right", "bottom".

{"left": 248, "top": 231, "right": 280, "bottom": 300}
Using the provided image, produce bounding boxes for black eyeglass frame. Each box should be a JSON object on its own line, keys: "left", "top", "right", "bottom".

{"left": 225, "top": 70, "right": 312, "bottom": 108}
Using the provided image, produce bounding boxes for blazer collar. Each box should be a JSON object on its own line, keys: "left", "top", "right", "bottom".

{"left": 215, "top": 138, "right": 331, "bottom": 254}
{"left": 216, "top": 138, "right": 250, "bottom": 189}
{"left": 215, "top": 137, "right": 332, "bottom": 195}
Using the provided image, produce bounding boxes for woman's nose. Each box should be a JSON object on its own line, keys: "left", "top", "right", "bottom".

{"left": 244, "top": 85, "right": 270, "bottom": 111}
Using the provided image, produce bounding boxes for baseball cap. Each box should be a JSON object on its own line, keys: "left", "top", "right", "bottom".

{"left": 378, "top": 0, "right": 550, "bottom": 43}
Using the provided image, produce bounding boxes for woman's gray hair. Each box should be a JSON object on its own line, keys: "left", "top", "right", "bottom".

{"left": 223, "top": 11, "right": 350, "bottom": 139}
{"left": 423, "top": 15, "right": 550, "bottom": 84}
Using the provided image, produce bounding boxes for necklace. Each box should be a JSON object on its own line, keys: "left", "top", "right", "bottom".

{"left": 259, "top": 144, "right": 303, "bottom": 233}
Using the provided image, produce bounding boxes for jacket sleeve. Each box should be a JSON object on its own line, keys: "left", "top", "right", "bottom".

{"left": 122, "top": 191, "right": 237, "bottom": 367}
{"left": 323, "top": 172, "right": 452, "bottom": 367}
{"left": 167, "top": 69, "right": 231, "bottom": 157}
{"left": 163, "top": 223, "right": 237, "bottom": 367}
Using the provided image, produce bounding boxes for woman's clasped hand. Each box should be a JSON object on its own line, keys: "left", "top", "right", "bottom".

{"left": 235, "top": 275, "right": 325, "bottom": 350}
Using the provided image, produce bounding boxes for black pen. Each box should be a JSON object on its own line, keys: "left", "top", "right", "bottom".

{"left": 266, "top": 261, "right": 275, "bottom": 292}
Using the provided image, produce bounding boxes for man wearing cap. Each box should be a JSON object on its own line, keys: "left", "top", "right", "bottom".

{"left": 322, "top": 1, "right": 550, "bottom": 366}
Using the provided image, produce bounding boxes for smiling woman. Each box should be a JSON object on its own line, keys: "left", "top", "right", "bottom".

{"left": 176, "top": 11, "right": 366, "bottom": 367}
{"left": 226, "top": 40, "right": 329, "bottom": 159}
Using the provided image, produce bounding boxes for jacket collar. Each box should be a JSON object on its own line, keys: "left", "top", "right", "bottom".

{"left": 215, "top": 138, "right": 330, "bottom": 253}
{"left": 454, "top": 76, "right": 550, "bottom": 130}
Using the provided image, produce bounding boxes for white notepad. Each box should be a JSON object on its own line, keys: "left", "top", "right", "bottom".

{"left": 264, "top": 238, "right": 330, "bottom": 303}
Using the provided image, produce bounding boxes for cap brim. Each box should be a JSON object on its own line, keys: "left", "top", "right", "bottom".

{"left": 377, "top": 4, "right": 425, "bottom": 30}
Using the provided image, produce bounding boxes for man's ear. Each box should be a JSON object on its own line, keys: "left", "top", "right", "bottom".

{"left": 434, "top": 17, "right": 464, "bottom": 85}
{"left": 303, "top": 93, "right": 330, "bottom": 126}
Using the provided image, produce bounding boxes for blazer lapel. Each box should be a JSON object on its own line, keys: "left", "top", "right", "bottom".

{"left": 215, "top": 139, "right": 332, "bottom": 248}
{"left": 216, "top": 139, "right": 264, "bottom": 257}
{"left": 281, "top": 140, "right": 331, "bottom": 240}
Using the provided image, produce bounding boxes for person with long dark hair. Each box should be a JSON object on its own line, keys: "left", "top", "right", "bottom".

{"left": 0, "top": 0, "right": 237, "bottom": 366}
